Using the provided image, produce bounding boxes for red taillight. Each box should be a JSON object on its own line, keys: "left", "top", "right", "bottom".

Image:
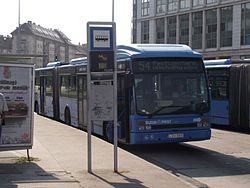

{"left": 202, "top": 117, "right": 209, "bottom": 126}
{"left": 138, "top": 121, "right": 145, "bottom": 130}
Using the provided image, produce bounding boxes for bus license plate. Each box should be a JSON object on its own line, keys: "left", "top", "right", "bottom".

{"left": 168, "top": 133, "right": 184, "bottom": 139}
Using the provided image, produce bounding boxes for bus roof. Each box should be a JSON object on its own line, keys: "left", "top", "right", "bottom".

{"left": 46, "top": 61, "right": 69, "bottom": 67}
{"left": 204, "top": 59, "right": 250, "bottom": 68}
{"left": 204, "top": 59, "right": 232, "bottom": 66}
{"left": 117, "top": 44, "right": 202, "bottom": 60}
{"left": 205, "top": 64, "right": 231, "bottom": 69}
{"left": 70, "top": 57, "right": 87, "bottom": 65}
{"left": 35, "top": 66, "right": 56, "bottom": 71}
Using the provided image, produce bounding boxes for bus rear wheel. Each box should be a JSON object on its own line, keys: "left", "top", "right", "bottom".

{"left": 65, "top": 108, "right": 71, "bottom": 125}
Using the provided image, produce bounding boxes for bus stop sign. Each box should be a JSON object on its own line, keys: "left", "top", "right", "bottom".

{"left": 89, "top": 26, "right": 114, "bottom": 72}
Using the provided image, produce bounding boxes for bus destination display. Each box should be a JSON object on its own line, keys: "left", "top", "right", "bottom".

{"left": 133, "top": 60, "right": 204, "bottom": 73}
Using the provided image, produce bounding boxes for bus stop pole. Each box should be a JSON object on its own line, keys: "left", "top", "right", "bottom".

{"left": 87, "top": 23, "right": 92, "bottom": 173}
{"left": 113, "top": 22, "right": 118, "bottom": 172}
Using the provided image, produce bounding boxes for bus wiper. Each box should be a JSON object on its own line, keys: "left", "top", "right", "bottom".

{"left": 148, "top": 105, "right": 185, "bottom": 118}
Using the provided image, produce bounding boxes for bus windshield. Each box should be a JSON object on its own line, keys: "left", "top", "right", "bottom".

{"left": 134, "top": 59, "right": 209, "bottom": 116}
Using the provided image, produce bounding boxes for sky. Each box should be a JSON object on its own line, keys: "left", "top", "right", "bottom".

{"left": 0, "top": 0, "right": 132, "bottom": 45}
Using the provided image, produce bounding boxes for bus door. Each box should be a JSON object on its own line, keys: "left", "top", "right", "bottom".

{"left": 77, "top": 75, "right": 87, "bottom": 129}
{"left": 40, "top": 76, "right": 45, "bottom": 114}
{"left": 208, "top": 69, "right": 229, "bottom": 125}
{"left": 40, "top": 75, "right": 54, "bottom": 118}
{"left": 117, "top": 74, "right": 130, "bottom": 143}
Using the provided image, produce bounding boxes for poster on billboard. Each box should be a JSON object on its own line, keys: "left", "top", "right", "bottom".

{"left": 0, "top": 60, "right": 34, "bottom": 151}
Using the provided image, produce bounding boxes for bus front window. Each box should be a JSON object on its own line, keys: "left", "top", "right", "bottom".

{"left": 134, "top": 73, "right": 209, "bottom": 116}
{"left": 135, "top": 74, "right": 158, "bottom": 114}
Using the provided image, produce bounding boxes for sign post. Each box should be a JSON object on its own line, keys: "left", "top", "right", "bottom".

{"left": 87, "top": 22, "right": 117, "bottom": 173}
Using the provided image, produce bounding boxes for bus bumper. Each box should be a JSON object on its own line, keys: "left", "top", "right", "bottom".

{"left": 129, "top": 129, "right": 211, "bottom": 145}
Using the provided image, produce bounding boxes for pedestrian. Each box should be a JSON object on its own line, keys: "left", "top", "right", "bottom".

{"left": 0, "top": 92, "right": 8, "bottom": 144}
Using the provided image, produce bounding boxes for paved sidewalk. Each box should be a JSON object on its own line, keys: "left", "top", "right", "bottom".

{"left": 0, "top": 114, "right": 195, "bottom": 188}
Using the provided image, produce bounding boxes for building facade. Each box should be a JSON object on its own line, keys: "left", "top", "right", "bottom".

{"left": 132, "top": 0, "right": 250, "bottom": 59}
{"left": 11, "top": 21, "right": 86, "bottom": 68}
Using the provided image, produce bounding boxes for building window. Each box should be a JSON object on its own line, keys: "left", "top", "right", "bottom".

{"left": 133, "top": 0, "right": 137, "bottom": 43}
{"left": 193, "top": 0, "right": 204, "bottom": 7}
{"left": 179, "top": 14, "right": 189, "bottom": 45}
{"left": 192, "top": 11, "right": 203, "bottom": 49}
{"left": 156, "top": 18, "right": 165, "bottom": 43}
{"left": 156, "top": 0, "right": 166, "bottom": 14}
{"left": 220, "top": 6, "right": 232, "bottom": 47}
{"left": 180, "top": 0, "right": 190, "bottom": 9}
{"left": 133, "top": 21, "right": 137, "bottom": 43}
{"left": 240, "top": 55, "right": 250, "bottom": 59}
{"left": 19, "top": 39, "right": 27, "bottom": 53}
{"left": 206, "top": 9, "right": 217, "bottom": 48}
{"left": 141, "top": 20, "right": 149, "bottom": 43}
{"left": 167, "top": 16, "right": 177, "bottom": 43}
{"left": 133, "top": 0, "right": 137, "bottom": 18}
{"left": 142, "top": 0, "right": 150, "bottom": 16}
{"left": 241, "top": 3, "right": 250, "bottom": 45}
{"left": 206, "top": 0, "right": 217, "bottom": 4}
{"left": 168, "top": 0, "right": 178, "bottom": 12}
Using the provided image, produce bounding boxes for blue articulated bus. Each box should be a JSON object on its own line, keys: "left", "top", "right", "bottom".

{"left": 35, "top": 44, "right": 211, "bottom": 144}
{"left": 204, "top": 59, "right": 250, "bottom": 130}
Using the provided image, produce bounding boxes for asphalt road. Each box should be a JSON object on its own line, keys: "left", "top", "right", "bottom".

{"left": 122, "top": 129, "right": 250, "bottom": 188}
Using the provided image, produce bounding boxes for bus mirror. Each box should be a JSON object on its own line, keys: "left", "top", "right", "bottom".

{"left": 209, "top": 87, "right": 212, "bottom": 101}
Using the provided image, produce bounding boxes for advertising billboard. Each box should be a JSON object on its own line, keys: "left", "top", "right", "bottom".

{"left": 0, "top": 61, "right": 34, "bottom": 151}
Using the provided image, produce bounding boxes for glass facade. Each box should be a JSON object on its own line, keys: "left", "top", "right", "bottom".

{"left": 192, "top": 11, "right": 203, "bottom": 49}
{"left": 206, "top": 9, "right": 217, "bottom": 48}
{"left": 141, "top": 20, "right": 149, "bottom": 43}
{"left": 241, "top": 3, "right": 250, "bottom": 45}
{"left": 167, "top": 16, "right": 177, "bottom": 43}
{"left": 179, "top": 14, "right": 189, "bottom": 45}
{"left": 134, "top": 0, "right": 250, "bottom": 58}
{"left": 142, "top": 0, "right": 150, "bottom": 16}
{"left": 156, "top": 18, "right": 165, "bottom": 43}
{"left": 220, "top": 6, "right": 232, "bottom": 47}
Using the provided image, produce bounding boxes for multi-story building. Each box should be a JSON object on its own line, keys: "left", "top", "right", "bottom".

{"left": 132, "top": 0, "right": 250, "bottom": 59}
{"left": 11, "top": 21, "right": 86, "bottom": 68}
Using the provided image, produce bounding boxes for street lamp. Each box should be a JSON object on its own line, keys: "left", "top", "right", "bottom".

{"left": 112, "top": 0, "right": 114, "bottom": 22}
{"left": 17, "top": 0, "right": 21, "bottom": 53}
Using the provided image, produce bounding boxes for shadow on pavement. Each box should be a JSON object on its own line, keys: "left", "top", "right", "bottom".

{"left": 0, "top": 160, "right": 74, "bottom": 187}
{"left": 121, "top": 143, "right": 250, "bottom": 178}
{"left": 92, "top": 171, "right": 147, "bottom": 188}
